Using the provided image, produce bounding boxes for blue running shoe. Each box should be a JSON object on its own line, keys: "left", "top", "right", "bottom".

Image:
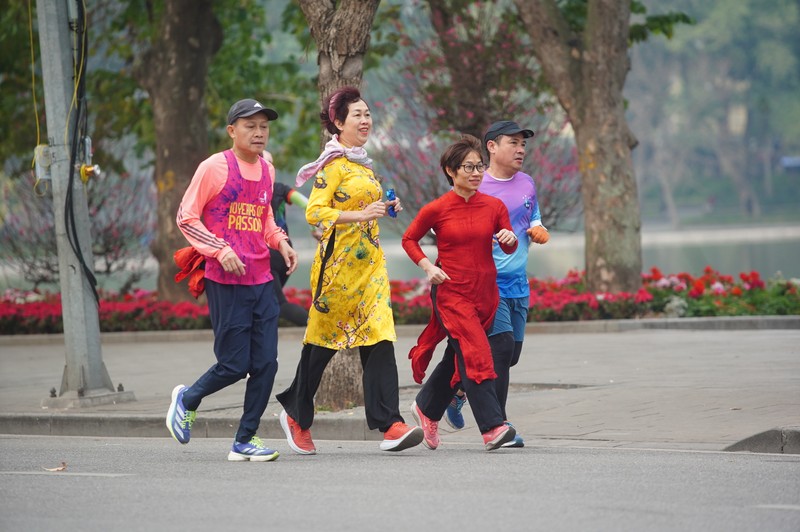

{"left": 445, "top": 393, "right": 467, "bottom": 430}
{"left": 501, "top": 421, "right": 524, "bottom": 448}
{"left": 166, "top": 384, "right": 195, "bottom": 444}
{"left": 227, "top": 436, "right": 280, "bottom": 462}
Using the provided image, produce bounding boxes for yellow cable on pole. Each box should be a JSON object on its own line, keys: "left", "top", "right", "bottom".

{"left": 28, "top": 0, "right": 41, "bottom": 166}
{"left": 64, "top": 0, "right": 88, "bottom": 147}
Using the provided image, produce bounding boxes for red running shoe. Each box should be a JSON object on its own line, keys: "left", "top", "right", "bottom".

{"left": 380, "top": 422, "right": 424, "bottom": 452}
{"left": 410, "top": 401, "right": 440, "bottom": 450}
{"left": 280, "top": 410, "right": 316, "bottom": 455}
{"left": 482, "top": 423, "right": 516, "bottom": 451}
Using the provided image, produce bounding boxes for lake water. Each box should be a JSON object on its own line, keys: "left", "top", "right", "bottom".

{"left": 284, "top": 224, "right": 800, "bottom": 288}
{"left": 2, "top": 225, "right": 797, "bottom": 293}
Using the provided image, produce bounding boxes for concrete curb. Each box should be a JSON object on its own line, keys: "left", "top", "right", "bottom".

{"left": 1, "top": 316, "right": 797, "bottom": 346}
{"left": 526, "top": 316, "right": 800, "bottom": 334}
{"left": 2, "top": 411, "right": 798, "bottom": 454}
{"left": 0, "top": 413, "right": 382, "bottom": 442}
{"left": 723, "top": 426, "right": 800, "bottom": 454}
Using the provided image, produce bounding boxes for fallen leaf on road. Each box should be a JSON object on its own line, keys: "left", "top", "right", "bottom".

{"left": 42, "top": 462, "right": 67, "bottom": 472}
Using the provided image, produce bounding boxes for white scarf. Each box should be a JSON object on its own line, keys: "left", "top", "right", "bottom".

{"left": 295, "top": 134, "right": 373, "bottom": 187}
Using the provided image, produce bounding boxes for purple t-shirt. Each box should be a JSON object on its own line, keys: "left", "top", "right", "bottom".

{"left": 478, "top": 171, "right": 541, "bottom": 298}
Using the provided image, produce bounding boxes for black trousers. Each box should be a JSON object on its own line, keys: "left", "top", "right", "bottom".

{"left": 270, "top": 249, "right": 308, "bottom": 326}
{"left": 276, "top": 340, "right": 404, "bottom": 432}
{"left": 488, "top": 332, "right": 515, "bottom": 420}
{"left": 414, "top": 285, "right": 505, "bottom": 433}
{"left": 415, "top": 338, "right": 505, "bottom": 433}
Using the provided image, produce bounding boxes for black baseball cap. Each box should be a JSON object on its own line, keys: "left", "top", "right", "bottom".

{"left": 227, "top": 99, "right": 279, "bottom": 125}
{"left": 483, "top": 120, "right": 534, "bottom": 146}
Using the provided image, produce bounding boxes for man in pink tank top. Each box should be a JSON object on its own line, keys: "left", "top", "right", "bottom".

{"left": 166, "top": 98, "right": 297, "bottom": 462}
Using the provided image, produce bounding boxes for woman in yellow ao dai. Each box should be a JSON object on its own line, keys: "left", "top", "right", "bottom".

{"left": 304, "top": 156, "right": 396, "bottom": 349}
{"left": 275, "top": 86, "right": 424, "bottom": 455}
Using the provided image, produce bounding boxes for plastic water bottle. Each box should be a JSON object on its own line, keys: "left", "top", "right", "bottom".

{"left": 385, "top": 188, "right": 397, "bottom": 218}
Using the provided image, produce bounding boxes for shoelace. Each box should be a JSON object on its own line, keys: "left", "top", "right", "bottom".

{"left": 296, "top": 428, "right": 313, "bottom": 446}
{"left": 180, "top": 410, "right": 196, "bottom": 429}
{"left": 417, "top": 406, "right": 438, "bottom": 432}
{"left": 427, "top": 418, "right": 439, "bottom": 432}
{"left": 451, "top": 395, "right": 466, "bottom": 410}
{"left": 247, "top": 436, "right": 265, "bottom": 449}
{"left": 290, "top": 421, "right": 313, "bottom": 446}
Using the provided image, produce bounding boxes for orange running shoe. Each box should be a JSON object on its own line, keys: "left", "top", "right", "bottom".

{"left": 380, "top": 421, "right": 424, "bottom": 452}
{"left": 279, "top": 410, "right": 316, "bottom": 455}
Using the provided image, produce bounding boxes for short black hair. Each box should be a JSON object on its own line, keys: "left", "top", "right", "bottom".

{"left": 440, "top": 135, "right": 483, "bottom": 186}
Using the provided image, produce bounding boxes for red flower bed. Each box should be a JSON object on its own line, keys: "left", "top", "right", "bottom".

{"left": 0, "top": 289, "right": 210, "bottom": 334}
{"left": 1, "top": 267, "right": 797, "bottom": 334}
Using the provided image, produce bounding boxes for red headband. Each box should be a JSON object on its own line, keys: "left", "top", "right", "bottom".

{"left": 327, "top": 92, "right": 341, "bottom": 124}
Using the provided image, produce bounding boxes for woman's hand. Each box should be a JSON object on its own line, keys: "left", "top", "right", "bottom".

{"left": 361, "top": 201, "right": 388, "bottom": 222}
{"left": 423, "top": 264, "right": 451, "bottom": 285}
{"left": 495, "top": 229, "right": 518, "bottom": 246}
{"left": 387, "top": 196, "right": 403, "bottom": 216}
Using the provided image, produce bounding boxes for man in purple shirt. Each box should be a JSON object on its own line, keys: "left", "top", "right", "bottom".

{"left": 445, "top": 120, "right": 550, "bottom": 448}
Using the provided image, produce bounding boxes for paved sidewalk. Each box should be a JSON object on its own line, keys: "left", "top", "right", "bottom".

{"left": 1, "top": 317, "right": 798, "bottom": 453}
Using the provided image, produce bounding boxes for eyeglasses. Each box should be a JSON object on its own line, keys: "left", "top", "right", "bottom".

{"left": 459, "top": 163, "right": 486, "bottom": 173}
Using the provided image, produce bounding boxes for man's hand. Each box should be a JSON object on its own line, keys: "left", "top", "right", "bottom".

{"left": 527, "top": 226, "right": 550, "bottom": 245}
{"left": 220, "top": 250, "right": 246, "bottom": 276}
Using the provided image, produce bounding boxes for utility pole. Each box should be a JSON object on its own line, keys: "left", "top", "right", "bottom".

{"left": 37, "top": 0, "right": 135, "bottom": 408}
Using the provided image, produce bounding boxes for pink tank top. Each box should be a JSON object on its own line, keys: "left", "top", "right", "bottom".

{"left": 202, "top": 150, "right": 274, "bottom": 285}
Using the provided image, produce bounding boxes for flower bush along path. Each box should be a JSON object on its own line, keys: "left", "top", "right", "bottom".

{"left": 1, "top": 267, "right": 798, "bottom": 334}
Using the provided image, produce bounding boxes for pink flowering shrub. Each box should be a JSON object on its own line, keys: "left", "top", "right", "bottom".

{"left": 642, "top": 266, "right": 796, "bottom": 317}
{"left": 1, "top": 268, "right": 797, "bottom": 334}
{"left": 389, "top": 279, "right": 434, "bottom": 325}
{"left": 528, "top": 270, "right": 654, "bottom": 321}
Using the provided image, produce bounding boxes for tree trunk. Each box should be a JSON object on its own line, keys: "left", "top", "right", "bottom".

{"left": 654, "top": 161, "right": 682, "bottom": 229}
{"left": 704, "top": 63, "right": 761, "bottom": 219}
{"left": 298, "top": 0, "right": 380, "bottom": 129}
{"left": 576, "top": 118, "right": 642, "bottom": 291}
{"left": 514, "top": 0, "right": 642, "bottom": 293}
{"left": 315, "top": 348, "right": 364, "bottom": 410}
{"left": 134, "top": 0, "right": 222, "bottom": 302}
{"left": 627, "top": 46, "right": 683, "bottom": 229}
{"left": 715, "top": 135, "right": 762, "bottom": 218}
{"left": 297, "top": 0, "right": 380, "bottom": 410}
